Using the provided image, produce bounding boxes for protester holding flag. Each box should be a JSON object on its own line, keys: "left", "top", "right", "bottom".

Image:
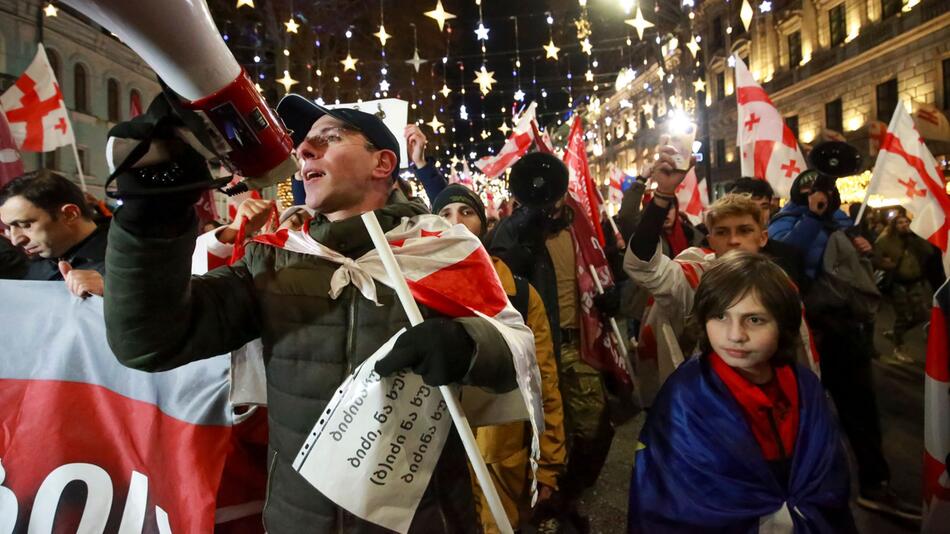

{"left": 433, "top": 184, "right": 567, "bottom": 533}
{"left": 405, "top": 123, "right": 447, "bottom": 205}
{"left": 628, "top": 252, "right": 856, "bottom": 533}
{"left": 0, "top": 170, "right": 107, "bottom": 297}
{"left": 101, "top": 93, "right": 532, "bottom": 533}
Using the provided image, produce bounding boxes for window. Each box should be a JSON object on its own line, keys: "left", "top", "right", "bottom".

{"left": 43, "top": 148, "right": 59, "bottom": 171}
{"left": 711, "top": 16, "right": 725, "bottom": 51}
{"left": 46, "top": 49, "right": 61, "bottom": 83}
{"left": 826, "top": 99, "right": 843, "bottom": 132}
{"left": 76, "top": 148, "right": 88, "bottom": 175}
{"left": 129, "top": 89, "right": 142, "bottom": 117}
{"left": 787, "top": 31, "right": 802, "bottom": 67}
{"left": 716, "top": 71, "right": 725, "bottom": 101}
{"left": 881, "top": 0, "right": 902, "bottom": 18}
{"left": 73, "top": 63, "right": 88, "bottom": 113}
{"left": 943, "top": 58, "right": 950, "bottom": 110}
{"left": 876, "top": 78, "right": 898, "bottom": 122}
{"left": 715, "top": 139, "right": 726, "bottom": 166}
{"left": 639, "top": 111, "right": 647, "bottom": 130}
{"left": 786, "top": 115, "right": 799, "bottom": 139}
{"left": 107, "top": 79, "right": 120, "bottom": 122}
{"left": 829, "top": 4, "right": 846, "bottom": 47}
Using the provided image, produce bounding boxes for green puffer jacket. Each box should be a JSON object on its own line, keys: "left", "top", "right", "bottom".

{"left": 104, "top": 191, "right": 518, "bottom": 533}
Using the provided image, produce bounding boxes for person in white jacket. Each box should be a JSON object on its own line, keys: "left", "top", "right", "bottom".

{"left": 623, "top": 144, "right": 818, "bottom": 404}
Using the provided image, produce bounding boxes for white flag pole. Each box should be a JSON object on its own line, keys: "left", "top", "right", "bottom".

{"left": 360, "top": 211, "right": 514, "bottom": 534}
{"left": 68, "top": 140, "right": 87, "bottom": 192}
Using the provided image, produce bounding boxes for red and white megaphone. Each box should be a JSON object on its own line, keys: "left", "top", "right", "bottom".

{"left": 62, "top": 0, "right": 297, "bottom": 192}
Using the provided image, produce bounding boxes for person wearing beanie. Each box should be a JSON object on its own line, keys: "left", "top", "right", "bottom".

{"left": 435, "top": 185, "right": 568, "bottom": 533}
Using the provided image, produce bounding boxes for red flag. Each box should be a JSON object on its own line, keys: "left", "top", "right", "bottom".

{"left": 563, "top": 116, "right": 606, "bottom": 247}
{"left": 0, "top": 109, "right": 24, "bottom": 188}
{"left": 129, "top": 91, "right": 143, "bottom": 119}
{"left": 674, "top": 167, "right": 709, "bottom": 226}
{"left": 864, "top": 102, "right": 950, "bottom": 257}
{"left": 923, "top": 280, "right": 950, "bottom": 531}
{"left": 0, "top": 44, "right": 74, "bottom": 153}
{"left": 734, "top": 56, "right": 805, "bottom": 199}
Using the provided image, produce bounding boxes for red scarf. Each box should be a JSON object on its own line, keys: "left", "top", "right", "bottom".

{"left": 564, "top": 196, "right": 632, "bottom": 392}
{"left": 709, "top": 353, "right": 799, "bottom": 461}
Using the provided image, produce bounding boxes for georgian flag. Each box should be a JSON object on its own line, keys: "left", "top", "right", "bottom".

{"left": 0, "top": 44, "right": 74, "bottom": 153}
{"left": 734, "top": 56, "right": 806, "bottom": 199}
{"left": 923, "top": 280, "right": 950, "bottom": 532}
{"left": 674, "top": 167, "right": 709, "bottom": 226}
{"left": 864, "top": 102, "right": 950, "bottom": 261}
{"left": 475, "top": 102, "right": 538, "bottom": 178}
{"left": 0, "top": 109, "right": 23, "bottom": 188}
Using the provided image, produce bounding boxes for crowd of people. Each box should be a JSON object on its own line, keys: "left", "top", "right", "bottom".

{"left": 0, "top": 90, "right": 944, "bottom": 533}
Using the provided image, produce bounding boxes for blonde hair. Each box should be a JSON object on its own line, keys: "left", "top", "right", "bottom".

{"left": 704, "top": 193, "right": 764, "bottom": 229}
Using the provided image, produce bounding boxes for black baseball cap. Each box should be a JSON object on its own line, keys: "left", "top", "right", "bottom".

{"left": 276, "top": 94, "right": 401, "bottom": 176}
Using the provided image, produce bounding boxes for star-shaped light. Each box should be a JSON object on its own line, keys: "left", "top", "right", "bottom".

{"left": 374, "top": 25, "right": 392, "bottom": 47}
{"left": 513, "top": 89, "right": 525, "bottom": 102}
{"left": 543, "top": 39, "right": 560, "bottom": 60}
{"left": 475, "top": 23, "right": 490, "bottom": 41}
{"left": 406, "top": 49, "right": 428, "bottom": 73}
{"left": 624, "top": 7, "right": 654, "bottom": 40}
{"left": 646, "top": 118, "right": 656, "bottom": 129}
{"left": 480, "top": 130, "right": 490, "bottom": 140}
{"left": 759, "top": 1, "right": 772, "bottom": 13}
{"left": 686, "top": 36, "right": 701, "bottom": 57}
{"left": 236, "top": 0, "right": 254, "bottom": 7}
{"left": 656, "top": 66, "right": 666, "bottom": 79}
{"left": 574, "top": 18, "right": 591, "bottom": 39}
{"left": 580, "top": 38, "right": 593, "bottom": 55}
{"left": 277, "top": 70, "right": 298, "bottom": 93}
{"left": 284, "top": 17, "right": 299, "bottom": 33}
{"left": 439, "top": 84, "right": 452, "bottom": 98}
{"left": 693, "top": 78, "right": 706, "bottom": 92}
{"left": 43, "top": 3, "right": 57, "bottom": 16}
{"left": 473, "top": 65, "right": 496, "bottom": 95}
{"left": 341, "top": 54, "right": 358, "bottom": 71}
{"left": 740, "top": 0, "right": 754, "bottom": 31}
{"left": 585, "top": 69, "right": 594, "bottom": 82}
{"left": 427, "top": 115, "right": 444, "bottom": 132}
{"left": 642, "top": 101, "right": 654, "bottom": 115}
{"left": 424, "top": 1, "right": 456, "bottom": 32}
{"left": 380, "top": 79, "right": 390, "bottom": 92}
{"left": 498, "top": 122, "right": 511, "bottom": 135}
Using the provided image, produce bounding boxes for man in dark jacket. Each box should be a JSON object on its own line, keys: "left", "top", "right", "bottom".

{"left": 0, "top": 170, "right": 108, "bottom": 297}
{"left": 103, "top": 93, "right": 522, "bottom": 533}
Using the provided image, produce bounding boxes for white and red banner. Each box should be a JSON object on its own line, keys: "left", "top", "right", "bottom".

{"left": 923, "top": 279, "right": 950, "bottom": 532}
{"left": 475, "top": 103, "right": 538, "bottom": 178}
{"left": 0, "top": 110, "right": 24, "bottom": 188}
{"left": 563, "top": 116, "right": 607, "bottom": 247}
{"left": 1, "top": 44, "right": 74, "bottom": 153}
{"left": 913, "top": 101, "right": 950, "bottom": 142}
{"left": 608, "top": 167, "right": 625, "bottom": 206}
{"left": 734, "top": 56, "right": 806, "bottom": 200}
{"left": 864, "top": 102, "right": 950, "bottom": 260}
{"left": 0, "top": 281, "right": 237, "bottom": 532}
{"left": 674, "top": 167, "right": 709, "bottom": 226}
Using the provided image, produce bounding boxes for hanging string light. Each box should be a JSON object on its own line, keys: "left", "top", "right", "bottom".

{"left": 405, "top": 23, "right": 428, "bottom": 73}
{"left": 474, "top": 0, "right": 489, "bottom": 49}
{"left": 543, "top": 13, "right": 560, "bottom": 61}
{"left": 511, "top": 16, "right": 524, "bottom": 102}
{"left": 375, "top": 0, "right": 390, "bottom": 97}
{"left": 340, "top": 28, "right": 358, "bottom": 72}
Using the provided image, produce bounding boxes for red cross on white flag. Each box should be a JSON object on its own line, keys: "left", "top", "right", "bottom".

{"left": 864, "top": 102, "right": 950, "bottom": 258}
{"left": 734, "top": 56, "right": 806, "bottom": 200}
{"left": 0, "top": 44, "right": 75, "bottom": 153}
{"left": 675, "top": 167, "right": 710, "bottom": 226}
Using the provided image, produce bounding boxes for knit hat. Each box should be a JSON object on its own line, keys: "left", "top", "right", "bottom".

{"left": 431, "top": 184, "right": 487, "bottom": 236}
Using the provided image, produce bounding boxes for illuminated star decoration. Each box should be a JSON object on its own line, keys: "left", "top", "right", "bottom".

{"left": 43, "top": 3, "right": 58, "bottom": 16}
{"left": 585, "top": 69, "right": 594, "bottom": 82}
{"left": 474, "top": 65, "right": 496, "bottom": 95}
{"left": 656, "top": 66, "right": 666, "bottom": 79}
{"left": 574, "top": 18, "right": 591, "bottom": 39}
{"left": 686, "top": 36, "right": 701, "bottom": 57}
{"left": 498, "top": 122, "right": 511, "bottom": 135}
{"left": 277, "top": 70, "right": 298, "bottom": 92}
{"left": 380, "top": 79, "right": 390, "bottom": 92}
{"left": 427, "top": 115, "right": 444, "bottom": 132}
{"left": 580, "top": 38, "right": 593, "bottom": 55}
{"left": 693, "top": 78, "right": 706, "bottom": 92}
{"left": 759, "top": 1, "right": 772, "bottom": 13}
{"left": 513, "top": 89, "right": 525, "bottom": 102}
{"left": 284, "top": 17, "right": 300, "bottom": 34}
{"left": 480, "top": 130, "right": 490, "bottom": 140}
{"left": 642, "top": 101, "right": 654, "bottom": 115}
{"left": 374, "top": 25, "right": 392, "bottom": 47}
{"left": 406, "top": 49, "right": 428, "bottom": 73}
{"left": 624, "top": 7, "right": 654, "bottom": 40}
{"left": 424, "top": 0, "right": 456, "bottom": 32}
{"left": 439, "top": 84, "right": 452, "bottom": 98}
{"left": 236, "top": 0, "right": 254, "bottom": 7}
{"left": 475, "top": 23, "right": 490, "bottom": 41}
{"left": 341, "top": 53, "right": 358, "bottom": 71}
{"left": 740, "top": 0, "right": 754, "bottom": 31}
{"left": 544, "top": 39, "right": 560, "bottom": 60}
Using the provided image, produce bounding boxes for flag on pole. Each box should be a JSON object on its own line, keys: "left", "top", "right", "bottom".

{"left": 0, "top": 109, "right": 24, "bottom": 188}
{"left": 913, "top": 102, "right": 950, "bottom": 142}
{"left": 674, "top": 167, "right": 709, "bottom": 226}
{"left": 864, "top": 102, "right": 950, "bottom": 258}
{"left": 475, "top": 103, "right": 538, "bottom": 178}
{"left": 609, "top": 167, "right": 626, "bottom": 205}
{"left": 923, "top": 280, "right": 950, "bottom": 532}
{"left": 734, "top": 56, "right": 806, "bottom": 200}
{"left": 0, "top": 44, "right": 74, "bottom": 153}
{"left": 563, "top": 116, "right": 606, "bottom": 247}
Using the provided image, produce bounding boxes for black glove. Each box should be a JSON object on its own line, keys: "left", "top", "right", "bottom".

{"left": 374, "top": 318, "right": 476, "bottom": 386}
{"left": 592, "top": 284, "right": 622, "bottom": 317}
